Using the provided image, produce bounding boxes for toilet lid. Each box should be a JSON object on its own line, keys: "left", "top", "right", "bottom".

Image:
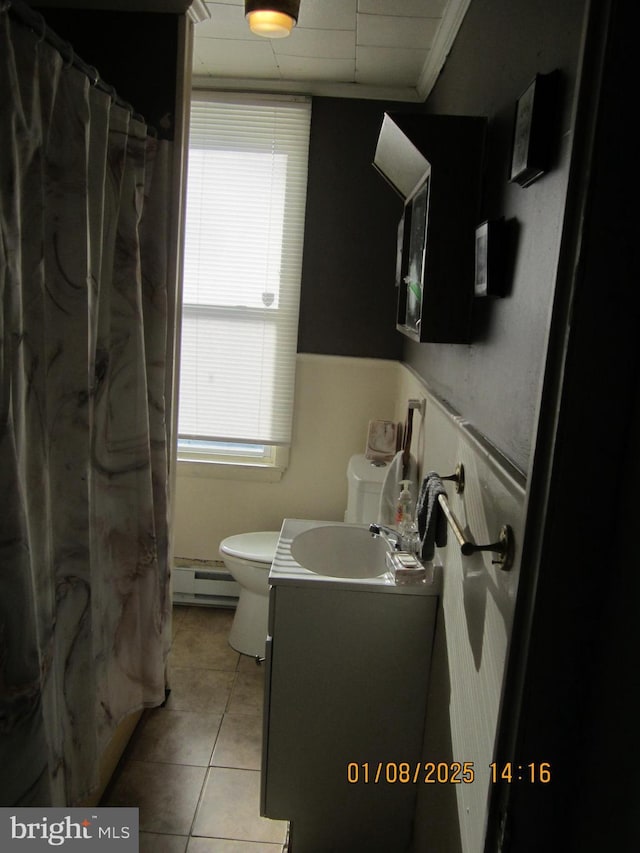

{"left": 220, "top": 531, "right": 279, "bottom": 563}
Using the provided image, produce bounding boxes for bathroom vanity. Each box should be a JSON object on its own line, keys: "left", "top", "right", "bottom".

{"left": 261, "top": 519, "right": 440, "bottom": 853}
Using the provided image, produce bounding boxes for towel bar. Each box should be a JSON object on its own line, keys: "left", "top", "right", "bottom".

{"left": 440, "top": 463, "right": 465, "bottom": 494}
{"left": 436, "top": 464, "right": 514, "bottom": 571}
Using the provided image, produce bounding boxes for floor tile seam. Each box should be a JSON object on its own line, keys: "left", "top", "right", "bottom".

{"left": 126, "top": 756, "right": 217, "bottom": 768}
{"left": 168, "top": 664, "right": 238, "bottom": 673}
{"left": 187, "top": 831, "right": 280, "bottom": 843}
{"left": 186, "top": 765, "right": 215, "bottom": 840}
{"left": 164, "top": 706, "right": 231, "bottom": 714}
{"left": 119, "top": 757, "right": 217, "bottom": 771}
{"left": 167, "top": 663, "right": 241, "bottom": 672}
{"left": 220, "top": 709, "right": 263, "bottom": 717}
{"left": 139, "top": 830, "right": 189, "bottom": 838}
{"left": 145, "top": 707, "right": 226, "bottom": 718}
{"left": 206, "top": 766, "right": 261, "bottom": 775}
{"left": 209, "top": 763, "right": 261, "bottom": 771}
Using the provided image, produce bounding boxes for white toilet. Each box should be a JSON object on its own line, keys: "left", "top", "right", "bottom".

{"left": 219, "top": 454, "right": 388, "bottom": 657}
{"left": 219, "top": 531, "right": 280, "bottom": 658}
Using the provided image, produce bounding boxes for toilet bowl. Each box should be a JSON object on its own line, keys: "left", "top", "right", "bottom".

{"left": 219, "top": 531, "right": 280, "bottom": 657}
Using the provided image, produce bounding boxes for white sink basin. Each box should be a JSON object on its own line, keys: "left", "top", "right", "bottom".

{"left": 290, "top": 524, "right": 389, "bottom": 579}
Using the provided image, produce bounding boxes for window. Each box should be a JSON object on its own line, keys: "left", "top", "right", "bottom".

{"left": 178, "top": 93, "right": 311, "bottom": 469}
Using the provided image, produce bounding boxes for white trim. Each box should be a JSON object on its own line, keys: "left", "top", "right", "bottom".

{"left": 177, "top": 456, "right": 286, "bottom": 482}
{"left": 33, "top": 0, "right": 194, "bottom": 10}
{"left": 188, "top": 0, "right": 210, "bottom": 23}
{"left": 191, "top": 75, "right": 424, "bottom": 103}
{"left": 400, "top": 362, "right": 527, "bottom": 490}
{"left": 296, "top": 352, "right": 401, "bottom": 371}
{"left": 192, "top": 89, "right": 310, "bottom": 106}
{"left": 416, "top": 0, "right": 472, "bottom": 100}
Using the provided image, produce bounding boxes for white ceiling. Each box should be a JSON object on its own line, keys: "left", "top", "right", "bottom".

{"left": 192, "top": 0, "right": 472, "bottom": 102}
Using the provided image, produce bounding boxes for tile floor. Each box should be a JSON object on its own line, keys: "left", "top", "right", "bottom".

{"left": 102, "top": 605, "right": 288, "bottom": 853}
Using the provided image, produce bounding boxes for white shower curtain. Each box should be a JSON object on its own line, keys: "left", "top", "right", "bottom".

{"left": 0, "top": 11, "right": 173, "bottom": 805}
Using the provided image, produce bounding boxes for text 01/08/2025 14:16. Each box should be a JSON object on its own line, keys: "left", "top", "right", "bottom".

{"left": 345, "top": 762, "right": 552, "bottom": 784}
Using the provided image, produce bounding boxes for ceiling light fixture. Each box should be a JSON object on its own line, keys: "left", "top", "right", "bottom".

{"left": 244, "top": 0, "right": 300, "bottom": 38}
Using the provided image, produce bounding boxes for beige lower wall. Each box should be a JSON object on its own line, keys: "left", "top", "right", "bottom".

{"left": 393, "top": 368, "right": 526, "bottom": 853}
{"left": 173, "top": 354, "right": 402, "bottom": 560}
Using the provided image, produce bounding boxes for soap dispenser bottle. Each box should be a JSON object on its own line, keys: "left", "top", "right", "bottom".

{"left": 396, "top": 480, "right": 420, "bottom": 556}
{"left": 395, "top": 480, "right": 412, "bottom": 528}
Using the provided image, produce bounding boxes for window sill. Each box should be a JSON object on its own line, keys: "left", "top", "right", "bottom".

{"left": 177, "top": 457, "right": 285, "bottom": 482}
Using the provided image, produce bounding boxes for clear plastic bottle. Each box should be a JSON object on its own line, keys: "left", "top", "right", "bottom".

{"left": 400, "top": 518, "right": 420, "bottom": 556}
{"left": 396, "top": 481, "right": 420, "bottom": 556}
{"left": 395, "top": 480, "right": 413, "bottom": 528}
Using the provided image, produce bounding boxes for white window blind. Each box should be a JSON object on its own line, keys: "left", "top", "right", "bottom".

{"left": 178, "top": 92, "right": 311, "bottom": 448}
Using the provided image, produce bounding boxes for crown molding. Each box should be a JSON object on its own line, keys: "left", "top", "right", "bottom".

{"left": 30, "top": 0, "right": 200, "bottom": 11}
{"left": 191, "top": 75, "right": 424, "bottom": 103}
{"left": 188, "top": 0, "right": 209, "bottom": 23}
{"left": 417, "top": 0, "right": 471, "bottom": 101}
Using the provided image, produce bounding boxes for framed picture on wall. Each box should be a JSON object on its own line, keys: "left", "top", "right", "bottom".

{"left": 510, "top": 71, "right": 559, "bottom": 187}
{"left": 475, "top": 219, "right": 505, "bottom": 297}
{"left": 475, "top": 222, "right": 489, "bottom": 296}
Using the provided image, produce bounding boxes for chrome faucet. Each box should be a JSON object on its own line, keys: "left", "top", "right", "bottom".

{"left": 368, "top": 523, "right": 401, "bottom": 550}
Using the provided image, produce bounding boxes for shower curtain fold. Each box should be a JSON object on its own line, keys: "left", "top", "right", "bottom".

{"left": 0, "top": 11, "right": 173, "bottom": 806}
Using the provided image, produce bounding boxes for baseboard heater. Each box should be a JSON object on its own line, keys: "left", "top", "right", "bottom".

{"left": 172, "top": 560, "right": 240, "bottom": 607}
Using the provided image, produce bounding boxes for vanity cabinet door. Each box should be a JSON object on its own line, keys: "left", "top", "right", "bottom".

{"left": 261, "top": 583, "right": 437, "bottom": 851}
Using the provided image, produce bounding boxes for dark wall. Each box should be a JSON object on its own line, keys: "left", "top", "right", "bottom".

{"left": 488, "top": 3, "right": 640, "bottom": 849}
{"left": 32, "top": 8, "right": 179, "bottom": 138}
{"left": 297, "top": 97, "right": 412, "bottom": 361}
{"left": 298, "top": 0, "right": 588, "bottom": 472}
{"left": 404, "top": 0, "right": 588, "bottom": 473}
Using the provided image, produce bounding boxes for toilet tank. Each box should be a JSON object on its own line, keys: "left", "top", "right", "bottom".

{"left": 344, "top": 454, "right": 388, "bottom": 524}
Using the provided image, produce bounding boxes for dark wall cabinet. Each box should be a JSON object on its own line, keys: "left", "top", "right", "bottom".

{"left": 374, "top": 114, "right": 487, "bottom": 343}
